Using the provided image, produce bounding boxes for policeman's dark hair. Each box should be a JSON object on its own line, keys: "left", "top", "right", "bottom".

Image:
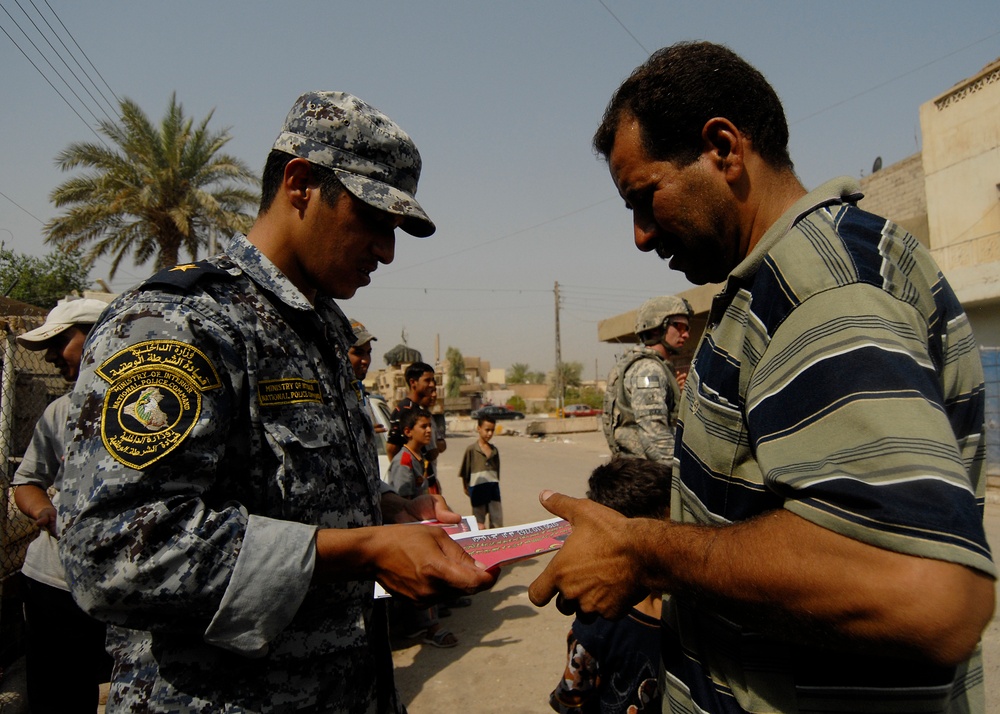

{"left": 400, "top": 405, "right": 431, "bottom": 434}
{"left": 259, "top": 150, "right": 345, "bottom": 214}
{"left": 593, "top": 41, "right": 793, "bottom": 171}
{"left": 587, "top": 457, "right": 671, "bottom": 519}
{"left": 405, "top": 361, "right": 435, "bottom": 388}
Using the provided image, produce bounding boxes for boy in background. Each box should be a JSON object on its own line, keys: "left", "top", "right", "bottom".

{"left": 386, "top": 406, "right": 458, "bottom": 647}
{"left": 549, "top": 457, "right": 671, "bottom": 714}
{"left": 458, "top": 414, "right": 502, "bottom": 529}
{"left": 387, "top": 407, "right": 432, "bottom": 499}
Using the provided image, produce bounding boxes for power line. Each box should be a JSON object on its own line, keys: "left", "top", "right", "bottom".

{"left": 380, "top": 196, "right": 617, "bottom": 276}
{"left": 42, "top": 0, "right": 121, "bottom": 111}
{"left": 13, "top": 0, "right": 117, "bottom": 125}
{"left": 0, "top": 10, "right": 106, "bottom": 145}
{"left": 597, "top": 0, "right": 649, "bottom": 56}
{"left": 3, "top": 1, "right": 105, "bottom": 127}
{"left": 24, "top": 0, "right": 119, "bottom": 121}
{"left": 0, "top": 189, "right": 45, "bottom": 223}
{"left": 367, "top": 285, "right": 550, "bottom": 294}
{"left": 791, "top": 29, "right": 1000, "bottom": 126}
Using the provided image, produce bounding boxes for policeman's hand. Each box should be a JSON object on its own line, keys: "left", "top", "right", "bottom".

{"left": 372, "top": 524, "right": 496, "bottom": 606}
{"left": 382, "top": 492, "right": 461, "bottom": 525}
{"left": 528, "top": 490, "right": 648, "bottom": 620}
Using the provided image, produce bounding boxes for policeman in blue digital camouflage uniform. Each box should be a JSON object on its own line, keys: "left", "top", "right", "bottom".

{"left": 58, "top": 91, "right": 496, "bottom": 713}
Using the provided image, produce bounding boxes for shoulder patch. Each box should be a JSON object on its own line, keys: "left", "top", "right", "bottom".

{"left": 143, "top": 261, "right": 236, "bottom": 291}
{"left": 97, "top": 340, "right": 223, "bottom": 469}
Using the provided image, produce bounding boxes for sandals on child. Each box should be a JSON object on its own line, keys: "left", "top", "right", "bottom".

{"left": 423, "top": 627, "right": 458, "bottom": 648}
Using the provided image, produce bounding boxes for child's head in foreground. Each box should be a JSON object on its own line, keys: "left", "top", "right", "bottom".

{"left": 587, "top": 457, "right": 672, "bottom": 519}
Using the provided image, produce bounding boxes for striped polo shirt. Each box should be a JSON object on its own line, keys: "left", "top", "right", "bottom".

{"left": 666, "top": 177, "right": 994, "bottom": 714}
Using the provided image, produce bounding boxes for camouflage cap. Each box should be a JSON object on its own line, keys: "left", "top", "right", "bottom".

{"left": 350, "top": 319, "right": 376, "bottom": 346}
{"left": 635, "top": 295, "right": 692, "bottom": 334}
{"left": 273, "top": 91, "right": 435, "bottom": 237}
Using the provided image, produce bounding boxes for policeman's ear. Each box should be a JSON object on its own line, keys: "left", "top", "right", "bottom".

{"left": 701, "top": 117, "right": 744, "bottom": 182}
{"left": 284, "top": 158, "right": 314, "bottom": 212}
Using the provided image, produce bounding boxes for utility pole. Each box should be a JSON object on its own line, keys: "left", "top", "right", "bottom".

{"left": 554, "top": 281, "right": 563, "bottom": 416}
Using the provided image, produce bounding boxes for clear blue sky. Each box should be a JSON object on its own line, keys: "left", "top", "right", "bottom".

{"left": 2, "top": 1, "right": 999, "bottom": 377}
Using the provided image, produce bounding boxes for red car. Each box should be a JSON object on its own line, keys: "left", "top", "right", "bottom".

{"left": 563, "top": 404, "right": 601, "bottom": 417}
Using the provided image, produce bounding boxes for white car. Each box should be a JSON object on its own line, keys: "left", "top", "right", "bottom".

{"left": 368, "top": 394, "right": 394, "bottom": 482}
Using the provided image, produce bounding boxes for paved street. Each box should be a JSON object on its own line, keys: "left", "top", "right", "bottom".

{"left": 393, "top": 426, "right": 1000, "bottom": 713}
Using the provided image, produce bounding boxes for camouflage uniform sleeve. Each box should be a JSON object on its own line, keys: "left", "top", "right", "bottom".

{"left": 58, "top": 294, "right": 316, "bottom": 653}
{"left": 624, "top": 359, "right": 677, "bottom": 464}
{"left": 203, "top": 514, "right": 317, "bottom": 656}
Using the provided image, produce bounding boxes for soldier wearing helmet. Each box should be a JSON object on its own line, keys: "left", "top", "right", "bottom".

{"left": 602, "top": 295, "right": 692, "bottom": 465}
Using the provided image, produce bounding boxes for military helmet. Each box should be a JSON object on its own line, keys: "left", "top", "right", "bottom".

{"left": 634, "top": 295, "right": 693, "bottom": 335}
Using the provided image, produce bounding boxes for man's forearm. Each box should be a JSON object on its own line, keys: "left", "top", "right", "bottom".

{"left": 635, "top": 509, "right": 994, "bottom": 666}
{"left": 13, "top": 484, "right": 54, "bottom": 522}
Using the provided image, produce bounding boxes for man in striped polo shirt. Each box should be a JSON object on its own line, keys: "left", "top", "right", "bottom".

{"left": 530, "top": 41, "right": 995, "bottom": 714}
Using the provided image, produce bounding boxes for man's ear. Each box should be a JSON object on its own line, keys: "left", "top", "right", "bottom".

{"left": 284, "top": 158, "right": 313, "bottom": 211}
{"left": 701, "top": 117, "right": 745, "bottom": 182}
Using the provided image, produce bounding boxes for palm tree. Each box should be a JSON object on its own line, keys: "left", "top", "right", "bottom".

{"left": 44, "top": 93, "right": 260, "bottom": 277}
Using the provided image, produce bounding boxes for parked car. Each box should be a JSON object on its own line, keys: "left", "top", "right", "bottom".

{"left": 563, "top": 404, "right": 602, "bottom": 417}
{"left": 471, "top": 404, "right": 525, "bottom": 420}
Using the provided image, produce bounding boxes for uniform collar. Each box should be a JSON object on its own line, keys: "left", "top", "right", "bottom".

{"left": 227, "top": 234, "right": 353, "bottom": 345}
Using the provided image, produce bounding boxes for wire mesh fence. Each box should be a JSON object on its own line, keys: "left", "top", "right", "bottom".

{"left": 0, "top": 310, "right": 69, "bottom": 667}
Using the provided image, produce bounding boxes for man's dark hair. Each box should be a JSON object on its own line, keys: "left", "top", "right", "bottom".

{"left": 587, "top": 457, "right": 671, "bottom": 519}
{"left": 593, "top": 41, "right": 793, "bottom": 171}
{"left": 400, "top": 405, "right": 431, "bottom": 434}
{"left": 477, "top": 415, "right": 497, "bottom": 427}
{"left": 259, "top": 150, "right": 345, "bottom": 214}
{"left": 405, "top": 361, "right": 435, "bottom": 388}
